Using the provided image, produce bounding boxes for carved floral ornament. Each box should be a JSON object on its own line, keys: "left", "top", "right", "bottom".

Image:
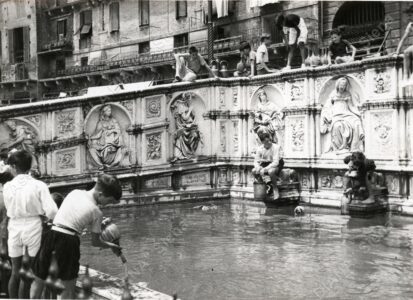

{"left": 57, "top": 110, "right": 76, "bottom": 135}
{"left": 373, "top": 71, "right": 391, "bottom": 94}
{"left": 290, "top": 118, "right": 304, "bottom": 152}
{"left": 373, "top": 113, "right": 392, "bottom": 145}
{"left": 146, "top": 132, "right": 162, "bottom": 161}
{"left": 56, "top": 150, "right": 76, "bottom": 170}
{"left": 146, "top": 96, "right": 162, "bottom": 119}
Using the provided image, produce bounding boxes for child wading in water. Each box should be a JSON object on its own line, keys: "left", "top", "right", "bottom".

{"left": 31, "top": 174, "right": 123, "bottom": 299}
{"left": 3, "top": 150, "right": 58, "bottom": 299}
{"left": 328, "top": 28, "right": 357, "bottom": 65}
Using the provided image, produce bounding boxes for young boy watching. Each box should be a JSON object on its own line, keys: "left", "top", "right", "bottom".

{"left": 3, "top": 150, "right": 58, "bottom": 299}
{"left": 31, "top": 174, "right": 123, "bottom": 299}
{"left": 328, "top": 28, "right": 357, "bottom": 65}
{"left": 256, "top": 34, "right": 278, "bottom": 75}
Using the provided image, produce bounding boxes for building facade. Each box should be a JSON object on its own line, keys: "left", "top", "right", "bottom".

{"left": 0, "top": 0, "right": 412, "bottom": 104}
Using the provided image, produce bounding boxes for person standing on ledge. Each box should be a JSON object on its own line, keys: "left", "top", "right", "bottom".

{"left": 276, "top": 14, "right": 308, "bottom": 70}
{"left": 30, "top": 174, "right": 123, "bottom": 299}
{"left": 328, "top": 28, "right": 357, "bottom": 65}
{"left": 173, "top": 46, "right": 218, "bottom": 82}
{"left": 256, "top": 34, "right": 278, "bottom": 75}
{"left": 252, "top": 132, "right": 282, "bottom": 200}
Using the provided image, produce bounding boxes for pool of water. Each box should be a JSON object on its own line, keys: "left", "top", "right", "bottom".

{"left": 80, "top": 201, "right": 413, "bottom": 299}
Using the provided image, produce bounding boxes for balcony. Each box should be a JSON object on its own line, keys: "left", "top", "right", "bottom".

{"left": 38, "top": 37, "right": 73, "bottom": 55}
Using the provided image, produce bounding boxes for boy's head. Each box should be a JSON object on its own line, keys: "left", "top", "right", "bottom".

{"left": 7, "top": 149, "right": 32, "bottom": 175}
{"left": 189, "top": 46, "right": 198, "bottom": 59}
{"left": 239, "top": 41, "right": 251, "bottom": 54}
{"left": 261, "top": 34, "right": 271, "bottom": 46}
{"left": 330, "top": 29, "right": 343, "bottom": 43}
{"left": 275, "top": 15, "right": 285, "bottom": 30}
{"left": 93, "top": 174, "right": 122, "bottom": 205}
{"left": 51, "top": 192, "right": 64, "bottom": 209}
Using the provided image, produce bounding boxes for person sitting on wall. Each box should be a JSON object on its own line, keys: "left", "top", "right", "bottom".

{"left": 252, "top": 132, "right": 282, "bottom": 200}
{"left": 276, "top": 14, "right": 308, "bottom": 70}
{"left": 173, "top": 46, "right": 218, "bottom": 82}
{"left": 396, "top": 21, "right": 413, "bottom": 85}
{"left": 234, "top": 41, "right": 256, "bottom": 77}
{"left": 256, "top": 34, "right": 278, "bottom": 75}
{"left": 328, "top": 28, "right": 357, "bottom": 65}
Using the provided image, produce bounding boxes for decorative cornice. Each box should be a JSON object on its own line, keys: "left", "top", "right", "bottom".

{"left": 361, "top": 100, "right": 408, "bottom": 110}
{"left": 37, "top": 135, "right": 87, "bottom": 153}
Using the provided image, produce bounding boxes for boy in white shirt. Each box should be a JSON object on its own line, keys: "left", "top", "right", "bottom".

{"left": 3, "top": 150, "right": 58, "bottom": 299}
{"left": 256, "top": 34, "right": 278, "bottom": 75}
{"left": 252, "top": 133, "right": 282, "bottom": 199}
{"left": 31, "top": 174, "right": 123, "bottom": 299}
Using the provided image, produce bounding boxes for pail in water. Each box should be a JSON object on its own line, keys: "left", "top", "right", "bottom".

{"left": 254, "top": 182, "right": 267, "bottom": 201}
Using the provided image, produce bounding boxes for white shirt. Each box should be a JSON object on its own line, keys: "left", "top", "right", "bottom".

{"left": 53, "top": 190, "right": 103, "bottom": 234}
{"left": 254, "top": 143, "right": 280, "bottom": 169}
{"left": 256, "top": 44, "right": 269, "bottom": 70}
{"left": 3, "top": 174, "right": 58, "bottom": 220}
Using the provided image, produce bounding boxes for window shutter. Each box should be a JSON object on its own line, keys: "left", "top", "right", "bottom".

{"left": 110, "top": 2, "right": 120, "bottom": 32}
{"left": 84, "top": 10, "right": 92, "bottom": 25}
{"left": 176, "top": 0, "right": 187, "bottom": 19}
{"left": 8, "top": 29, "right": 14, "bottom": 64}
{"left": 23, "top": 26, "right": 30, "bottom": 62}
{"left": 140, "top": 0, "right": 149, "bottom": 26}
{"left": 57, "top": 20, "right": 67, "bottom": 38}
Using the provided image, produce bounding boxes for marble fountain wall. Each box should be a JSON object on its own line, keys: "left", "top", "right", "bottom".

{"left": 0, "top": 56, "right": 412, "bottom": 213}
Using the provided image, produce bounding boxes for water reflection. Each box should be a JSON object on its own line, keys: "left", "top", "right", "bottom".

{"left": 81, "top": 201, "right": 413, "bottom": 299}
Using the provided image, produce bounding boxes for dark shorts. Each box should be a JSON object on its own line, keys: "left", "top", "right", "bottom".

{"left": 32, "top": 229, "right": 80, "bottom": 281}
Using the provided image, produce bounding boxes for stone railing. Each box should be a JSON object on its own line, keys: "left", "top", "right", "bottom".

{"left": 1, "top": 55, "right": 412, "bottom": 212}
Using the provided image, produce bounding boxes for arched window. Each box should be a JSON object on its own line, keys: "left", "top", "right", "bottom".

{"left": 332, "top": 1, "right": 385, "bottom": 57}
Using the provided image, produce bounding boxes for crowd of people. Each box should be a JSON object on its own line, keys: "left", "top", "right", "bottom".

{"left": 173, "top": 13, "right": 358, "bottom": 82}
{"left": 0, "top": 149, "right": 123, "bottom": 299}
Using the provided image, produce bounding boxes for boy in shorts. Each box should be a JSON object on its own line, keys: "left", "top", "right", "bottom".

{"left": 31, "top": 174, "right": 123, "bottom": 299}
{"left": 174, "top": 46, "right": 217, "bottom": 82}
{"left": 3, "top": 150, "right": 58, "bottom": 299}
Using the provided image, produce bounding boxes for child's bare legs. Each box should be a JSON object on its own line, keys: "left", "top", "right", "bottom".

{"left": 30, "top": 276, "right": 45, "bottom": 299}
{"left": 9, "top": 256, "right": 32, "bottom": 299}
{"left": 287, "top": 44, "right": 296, "bottom": 68}
{"left": 61, "top": 279, "right": 76, "bottom": 299}
{"left": 298, "top": 42, "right": 306, "bottom": 67}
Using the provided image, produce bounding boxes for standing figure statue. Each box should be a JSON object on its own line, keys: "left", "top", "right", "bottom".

{"left": 320, "top": 77, "right": 364, "bottom": 154}
{"left": 171, "top": 94, "right": 201, "bottom": 161}
{"left": 88, "top": 105, "right": 126, "bottom": 169}
{"left": 1, "top": 120, "right": 38, "bottom": 171}
{"left": 252, "top": 88, "right": 284, "bottom": 145}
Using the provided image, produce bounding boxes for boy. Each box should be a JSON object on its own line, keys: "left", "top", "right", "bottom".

{"left": 234, "top": 41, "right": 256, "bottom": 77}
{"left": 256, "top": 34, "right": 278, "bottom": 75}
{"left": 252, "top": 133, "right": 282, "bottom": 200}
{"left": 328, "top": 28, "right": 356, "bottom": 65}
{"left": 174, "top": 46, "right": 218, "bottom": 82}
{"left": 31, "top": 174, "right": 123, "bottom": 299}
{"left": 3, "top": 150, "right": 58, "bottom": 299}
{"left": 276, "top": 14, "right": 308, "bottom": 69}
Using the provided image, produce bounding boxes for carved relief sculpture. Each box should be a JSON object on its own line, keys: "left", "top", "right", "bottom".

{"left": 57, "top": 150, "right": 76, "bottom": 170}
{"left": 87, "top": 104, "right": 127, "bottom": 169}
{"left": 290, "top": 118, "right": 304, "bottom": 152}
{"left": 146, "top": 132, "right": 162, "bottom": 161}
{"left": 1, "top": 120, "right": 38, "bottom": 171}
{"left": 171, "top": 93, "right": 201, "bottom": 161}
{"left": 320, "top": 77, "right": 364, "bottom": 154}
{"left": 57, "top": 110, "right": 76, "bottom": 135}
{"left": 146, "top": 96, "right": 161, "bottom": 118}
{"left": 252, "top": 88, "right": 284, "bottom": 144}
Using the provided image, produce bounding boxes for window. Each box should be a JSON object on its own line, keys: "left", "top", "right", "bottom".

{"left": 139, "top": 0, "right": 149, "bottom": 26}
{"left": 174, "top": 33, "right": 188, "bottom": 48}
{"left": 176, "top": 0, "right": 187, "bottom": 19}
{"left": 57, "top": 19, "right": 67, "bottom": 40}
{"left": 81, "top": 57, "right": 88, "bottom": 66}
{"left": 109, "top": 2, "right": 120, "bottom": 32}
{"left": 79, "top": 10, "right": 92, "bottom": 49}
{"left": 56, "top": 56, "right": 65, "bottom": 72}
{"left": 8, "top": 27, "right": 30, "bottom": 64}
{"left": 333, "top": 1, "right": 384, "bottom": 28}
{"left": 139, "top": 41, "right": 150, "bottom": 54}
{"left": 100, "top": 3, "right": 105, "bottom": 31}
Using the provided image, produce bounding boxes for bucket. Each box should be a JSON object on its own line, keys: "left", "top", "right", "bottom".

{"left": 253, "top": 182, "right": 267, "bottom": 201}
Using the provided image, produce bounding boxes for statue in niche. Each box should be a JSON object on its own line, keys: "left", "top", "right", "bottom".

{"left": 320, "top": 77, "right": 364, "bottom": 154}
{"left": 252, "top": 88, "right": 284, "bottom": 145}
{"left": 1, "top": 120, "right": 38, "bottom": 171}
{"left": 87, "top": 104, "right": 127, "bottom": 169}
{"left": 171, "top": 93, "right": 201, "bottom": 161}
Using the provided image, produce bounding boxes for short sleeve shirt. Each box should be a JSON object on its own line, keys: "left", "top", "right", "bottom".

{"left": 186, "top": 54, "right": 207, "bottom": 74}
{"left": 256, "top": 45, "right": 269, "bottom": 70}
{"left": 329, "top": 40, "right": 351, "bottom": 59}
{"left": 241, "top": 50, "right": 256, "bottom": 67}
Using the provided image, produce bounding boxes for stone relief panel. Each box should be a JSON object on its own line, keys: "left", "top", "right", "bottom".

{"left": 0, "top": 118, "right": 39, "bottom": 171}
{"left": 144, "top": 95, "right": 163, "bottom": 122}
{"left": 284, "top": 116, "right": 305, "bottom": 155}
{"left": 181, "top": 171, "right": 210, "bottom": 187}
{"left": 170, "top": 92, "right": 206, "bottom": 161}
{"left": 54, "top": 108, "right": 81, "bottom": 140}
{"left": 218, "top": 87, "right": 226, "bottom": 109}
{"left": 319, "top": 76, "right": 365, "bottom": 156}
{"left": 286, "top": 80, "right": 305, "bottom": 103}
{"left": 367, "top": 68, "right": 393, "bottom": 99}
{"left": 232, "top": 87, "right": 239, "bottom": 108}
{"left": 145, "top": 132, "right": 162, "bottom": 161}
{"left": 53, "top": 147, "right": 80, "bottom": 175}
{"left": 84, "top": 104, "right": 131, "bottom": 170}
{"left": 232, "top": 120, "right": 239, "bottom": 154}
{"left": 367, "top": 111, "right": 394, "bottom": 158}
{"left": 249, "top": 85, "right": 285, "bottom": 154}
{"left": 220, "top": 121, "right": 227, "bottom": 153}
{"left": 25, "top": 114, "right": 41, "bottom": 129}
{"left": 121, "top": 100, "right": 134, "bottom": 117}
{"left": 143, "top": 176, "right": 171, "bottom": 189}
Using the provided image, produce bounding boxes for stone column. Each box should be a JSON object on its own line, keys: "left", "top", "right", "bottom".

{"left": 398, "top": 103, "right": 408, "bottom": 161}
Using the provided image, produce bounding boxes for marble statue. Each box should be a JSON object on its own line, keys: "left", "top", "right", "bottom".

{"left": 252, "top": 88, "right": 284, "bottom": 144}
{"left": 320, "top": 77, "right": 364, "bottom": 154}
{"left": 171, "top": 93, "right": 201, "bottom": 161}
{"left": 88, "top": 105, "right": 126, "bottom": 169}
{"left": 1, "top": 120, "right": 38, "bottom": 170}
